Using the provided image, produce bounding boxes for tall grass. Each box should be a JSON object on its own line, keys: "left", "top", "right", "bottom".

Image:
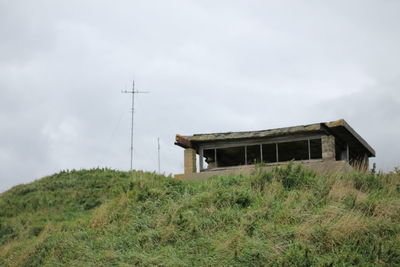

{"left": 0, "top": 165, "right": 399, "bottom": 266}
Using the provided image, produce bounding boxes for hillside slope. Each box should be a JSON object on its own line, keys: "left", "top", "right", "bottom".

{"left": 1, "top": 165, "right": 400, "bottom": 266}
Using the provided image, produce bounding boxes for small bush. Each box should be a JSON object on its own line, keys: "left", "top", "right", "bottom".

{"left": 274, "top": 162, "right": 317, "bottom": 190}
{"left": 353, "top": 172, "right": 383, "bottom": 191}
{"left": 0, "top": 221, "right": 15, "bottom": 244}
{"left": 250, "top": 170, "right": 273, "bottom": 192}
{"left": 30, "top": 225, "right": 44, "bottom": 236}
{"left": 214, "top": 188, "right": 253, "bottom": 209}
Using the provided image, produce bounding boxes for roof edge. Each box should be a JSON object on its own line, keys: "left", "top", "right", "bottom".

{"left": 175, "top": 119, "right": 376, "bottom": 157}
{"left": 175, "top": 134, "right": 192, "bottom": 149}
{"left": 325, "top": 119, "right": 376, "bottom": 157}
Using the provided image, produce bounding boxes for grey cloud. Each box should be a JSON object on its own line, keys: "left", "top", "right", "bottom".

{"left": 1, "top": 0, "right": 400, "bottom": 192}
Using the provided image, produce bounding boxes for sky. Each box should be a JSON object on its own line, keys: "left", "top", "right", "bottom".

{"left": 1, "top": 0, "right": 400, "bottom": 192}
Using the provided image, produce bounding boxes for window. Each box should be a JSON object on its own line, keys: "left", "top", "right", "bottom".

{"left": 200, "top": 137, "right": 323, "bottom": 170}
{"left": 262, "top": 143, "right": 277, "bottom": 163}
{"left": 277, "top": 140, "right": 309, "bottom": 161}
{"left": 216, "top": 146, "right": 245, "bottom": 167}
{"left": 310, "top": 139, "right": 322, "bottom": 159}
{"left": 203, "top": 149, "right": 216, "bottom": 169}
{"left": 247, "top": 145, "right": 261, "bottom": 164}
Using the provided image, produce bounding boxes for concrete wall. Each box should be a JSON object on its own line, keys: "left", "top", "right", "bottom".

{"left": 176, "top": 133, "right": 357, "bottom": 181}
{"left": 175, "top": 159, "right": 353, "bottom": 181}
{"left": 184, "top": 148, "right": 197, "bottom": 174}
{"left": 321, "top": 135, "right": 336, "bottom": 160}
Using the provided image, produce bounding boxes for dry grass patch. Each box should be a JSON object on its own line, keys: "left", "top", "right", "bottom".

{"left": 214, "top": 230, "right": 248, "bottom": 257}
{"left": 90, "top": 202, "right": 112, "bottom": 229}
{"left": 328, "top": 181, "right": 368, "bottom": 203}
{"left": 0, "top": 239, "right": 16, "bottom": 259}
{"left": 327, "top": 212, "right": 368, "bottom": 245}
{"left": 264, "top": 181, "right": 284, "bottom": 195}
{"left": 296, "top": 205, "right": 343, "bottom": 242}
{"left": 90, "top": 194, "right": 132, "bottom": 229}
{"left": 296, "top": 205, "right": 368, "bottom": 248}
{"left": 373, "top": 199, "right": 400, "bottom": 221}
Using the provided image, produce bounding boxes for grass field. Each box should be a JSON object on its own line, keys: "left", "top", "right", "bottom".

{"left": 1, "top": 164, "right": 400, "bottom": 266}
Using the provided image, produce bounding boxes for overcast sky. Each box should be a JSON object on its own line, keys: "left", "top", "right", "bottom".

{"left": 1, "top": 0, "right": 399, "bottom": 192}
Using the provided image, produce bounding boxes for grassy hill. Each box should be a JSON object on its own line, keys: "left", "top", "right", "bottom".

{"left": 1, "top": 165, "right": 400, "bottom": 266}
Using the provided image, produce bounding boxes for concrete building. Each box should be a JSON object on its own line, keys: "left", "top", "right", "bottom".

{"left": 175, "top": 119, "right": 375, "bottom": 180}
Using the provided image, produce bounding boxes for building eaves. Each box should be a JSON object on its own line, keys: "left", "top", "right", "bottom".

{"left": 175, "top": 119, "right": 375, "bottom": 158}
{"left": 175, "top": 122, "right": 323, "bottom": 148}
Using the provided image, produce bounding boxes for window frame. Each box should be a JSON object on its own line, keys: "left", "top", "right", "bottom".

{"left": 198, "top": 134, "right": 324, "bottom": 172}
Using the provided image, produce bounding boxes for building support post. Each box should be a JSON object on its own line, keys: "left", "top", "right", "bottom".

{"left": 199, "top": 148, "right": 204, "bottom": 172}
{"left": 214, "top": 149, "right": 218, "bottom": 168}
{"left": 244, "top": 146, "right": 247, "bottom": 165}
{"left": 184, "top": 148, "right": 197, "bottom": 174}
{"left": 362, "top": 153, "right": 369, "bottom": 170}
{"left": 321, "top": 135, "right": 336, "bottom": 160}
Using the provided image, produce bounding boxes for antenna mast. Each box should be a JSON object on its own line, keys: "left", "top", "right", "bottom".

{"left": 122, "top": 80, "right": 149, "bottom": 170}
{"left": 157, "top": 137, "right": 161, "bottom": 173}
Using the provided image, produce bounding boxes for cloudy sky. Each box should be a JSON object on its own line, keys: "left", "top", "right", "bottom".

{"left": 1, "top": 0, "right": 399, "bottom": 192}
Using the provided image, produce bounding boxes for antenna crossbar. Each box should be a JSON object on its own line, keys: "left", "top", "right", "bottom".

{"left": 122, "top": 80, "right": 150, "bottom": 170}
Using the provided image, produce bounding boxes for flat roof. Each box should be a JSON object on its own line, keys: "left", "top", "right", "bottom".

{"left": 175, "top": 119, "right": 375, "bottom": 157}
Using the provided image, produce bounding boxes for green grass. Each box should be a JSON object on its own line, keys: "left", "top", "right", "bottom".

{"left": 1, "top": 164, "right": 400, "bottom": 266}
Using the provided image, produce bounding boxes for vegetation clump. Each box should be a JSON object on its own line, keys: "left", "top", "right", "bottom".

{"left": 1, "top": 165, "right": 400, "bottom": 266}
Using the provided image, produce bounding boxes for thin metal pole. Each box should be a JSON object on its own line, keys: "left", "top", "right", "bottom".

{"left": 308, "top": 139, "right": 311, "bottom": 160}
{"left": 157, "top": 137, "right": 161, "bottom": 173}
{"left": 122, "top": 80, "right": 150, "bottom": 171}
{"left": 276, "top": 143, "right": 279, "bottom": 162}
{"left": 130, "top": 88, "right": 135, "bottom": 170}
{"left": 260, "top": 144, "right": 263, "bottom": 163}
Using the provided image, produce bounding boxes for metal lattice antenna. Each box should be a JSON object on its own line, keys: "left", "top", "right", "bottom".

{"left": 122, "top": 80, "right": 149, "bottom": 170}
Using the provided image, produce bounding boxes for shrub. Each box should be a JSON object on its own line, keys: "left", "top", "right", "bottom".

{"left": 274, "top": 162, "right": 317, "bottom": 190}
{"left": 250, "top": 170, "right": 273, "bottom": 192}
{"left": 214, "top": 188, "right": 253, "bottom": 209}
{"left": 352, "top": 172, "right": 382, "bottom": 191}
{"left": 0, "top": 221, "right": 15, "bottom": 244}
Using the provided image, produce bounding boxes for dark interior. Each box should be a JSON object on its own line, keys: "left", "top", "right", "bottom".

{"left": 203, "top": 149, "right": 215, "bottom": 163}
{"left": 310, "top": 139, "right": 322, "bottom": 159}
{"left": 247, "top": 145, "right": 261, "bottom": 164}
{"left": 216, "top": 146, "right": 245, "bottom": 167}
{"left": 262, "top": 143, "right": 277, "bottom": 163}
{"left": 203, "top": 138, "right": 323, "bottom": 169}
{"left": 278, "top": 140, "right": 309, "bottom": 161}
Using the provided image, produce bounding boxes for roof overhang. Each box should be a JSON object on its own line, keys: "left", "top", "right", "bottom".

{"left": 175, "top": 119, "right": 375, "bottom": 157}
{"left": 325, "top": 120, "right": 375, "bottom": 157}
